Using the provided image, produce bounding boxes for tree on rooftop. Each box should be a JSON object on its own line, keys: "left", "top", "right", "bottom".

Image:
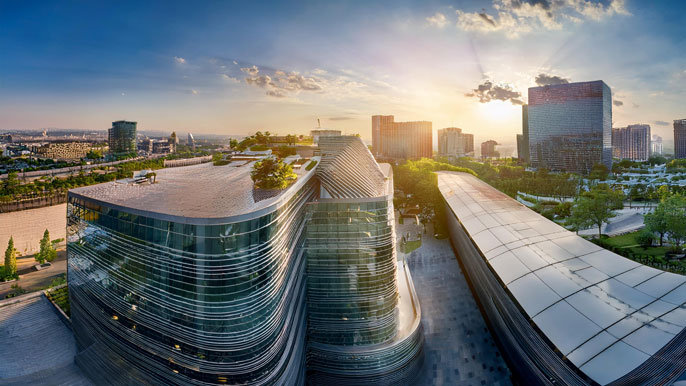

{"left": 4, "top": 236, "right": 17, "bottom": 280}
{"left": 250, "top": 157, "right": 296, "bottom": 190}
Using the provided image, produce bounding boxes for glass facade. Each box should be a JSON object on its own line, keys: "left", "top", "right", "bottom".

{"left": 528, "top": 81, "right": 612, "bottom": 174}
{"left": 67, "top": 136, "right": 423, "bottom": 385}
{"left": 68, "top": 178, "right": 317, "bottom": 385}
{"left": 305, "top": 199, "right": 398, "bottom": 345}
{"left": 108, "top": 120, "right": 137, "bottom": 154}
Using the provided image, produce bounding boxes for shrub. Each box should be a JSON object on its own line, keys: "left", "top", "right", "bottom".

{"left": 305, "top": 160, "right": 318, "bottom": 171}
{"left": 636, "top": 230, "right": 655, "bottom": 248}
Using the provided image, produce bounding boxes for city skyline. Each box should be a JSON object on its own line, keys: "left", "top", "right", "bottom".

{"left": 2, "top": 1, "right": 685, "bottom": 145}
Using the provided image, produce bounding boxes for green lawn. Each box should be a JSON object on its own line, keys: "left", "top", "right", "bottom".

{"left": 604, "top": 231, "right": 670, "bottom": 257}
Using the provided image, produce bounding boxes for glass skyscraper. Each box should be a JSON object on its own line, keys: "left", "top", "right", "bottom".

{"left": 108, "top": 120, "right": 137, "bottom": 154}
{"left": 67, "top": 136, "right": 422, "bottom": 385}
{"left": 527, "top": 81, "right": 612, "bottom": 174}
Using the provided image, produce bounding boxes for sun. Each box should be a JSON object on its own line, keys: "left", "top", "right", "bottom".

{"left": 478, "top": 100, "right": 520, "bottom": 122}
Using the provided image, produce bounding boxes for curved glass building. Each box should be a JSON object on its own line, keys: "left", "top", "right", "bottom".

{"left": 438, "top": 171, "right": 686, "bottom": 385}
{"left": 67, "top": 136, "right": 422, "bottom": 385}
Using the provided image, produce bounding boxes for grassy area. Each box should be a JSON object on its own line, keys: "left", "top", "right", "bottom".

{"left": 46, "top": 285, "right": 70, "bottom": 317}
{"left": 603, "top": 231, "right": 671, "bottom": 257}
{"left": 401, "top": 239, "right": 422, "bottom": 254}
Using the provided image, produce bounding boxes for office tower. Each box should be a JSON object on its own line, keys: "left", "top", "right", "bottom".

{"left": 527, "top": 80, "right": 612, "bottom": 174}
{"left": 371, "top": 115, "right": 432, "bottom": 159}
{"left": 651, "top": 134, "right": 663, "bottom": 155}
{"left": 481, "top": 140, "right": 499, "bottom": 159}
{"left": 520, "top": 104, "right": 530, "bottom": 162}
{"left": 438, "top": 127, "right": 474, "bottom": 159}
{"left": 187, "top": 132, "right": 196, "bottom": 150}
{"left": 517, "top": 134, "right": 525, "bottom": 161}
{"left": 675, "top": 119, "right": 686, "bottom": 158}
{"left": 108, "top": 120, "right": 137, "bottom": 154}
{"left": 371, "top": 115, "right": 394, "bottom": 156}
{"left": 612, "top": 124, "right": 651, "bottom": 161}
{"left": 310, "top": 129, "right": 341, "bottom": 144}
{"left": 67, "top": 136, "right": 423, "bottom": 385}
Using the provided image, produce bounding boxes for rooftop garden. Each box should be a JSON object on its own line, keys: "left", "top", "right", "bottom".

{"left": 250, "top": 157, "right": 297, "bottom": 190}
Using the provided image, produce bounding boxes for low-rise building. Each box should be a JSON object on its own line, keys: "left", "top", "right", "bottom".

{"left": 33, "top": 141, "right": 93, "bottom": 160}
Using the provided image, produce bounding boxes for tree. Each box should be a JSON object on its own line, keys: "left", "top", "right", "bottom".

{"left": 3, "top": 171, "right": 20, "bottom": 195}
{"left": 569, "top": 184, "right": 624, "bottom": 238}
{"left": 4, "top": 236, "right": 17, "bottom": 280}
{"left": 663, "top": 195, "right": 686, "bottom": 251}
{"left": 37, "top": 229, "right": 56, "bottom": 264}
{"left": 589, "top": 163, "right": 609, "bottom": 181}
{"left": 285, "top": 134, "right": 297, "bottom": 146}
{"left": 645, "top": 204, "right": 669, "bottom": 246}
{"left": 250, "top": 157, "right": 297, "bottom": 189}
{"left": 86, "top": 149, "right": 103, "bottom": 159}
{"left": 229, "top": 139, "right": 239, "bottom": 149}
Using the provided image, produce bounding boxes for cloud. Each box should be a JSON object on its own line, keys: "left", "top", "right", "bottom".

{"left": 453, "top": 0, "right": 630, "bottom": 38}
{"left": 535, "top": 73, "right": 570, "bottom": 86}
{"left": 191, "top": 89, "right": 198, "bottom": 95}
{"left": 221, "top": 74, "right": 240, "bottom": 83}
{"left": 241, "top": 65, "right": 323, "bottom": 97}
{"left": 466, "top": 80, "right": 524, "bottom": 105}
{"left": 613, "top": 99, "right": 623, "bottom": 107}
{"left": 232, "top": 60, "right": 238, "bottom": 65}
{"left": 426, "top": 12, "right": 448, "bottom": 28}
{"left": 654, "top": 120, "right": 670, "bottom": 126}
{"left": 174, "top": 56, "right": 186, "bottom": 64}
{"left": 329, "top": 116, "right": 355, "bottom": 121}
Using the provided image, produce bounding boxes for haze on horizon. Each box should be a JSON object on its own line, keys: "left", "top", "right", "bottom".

{"left": 1, "top": 0, "right": 685, "bottom": 147}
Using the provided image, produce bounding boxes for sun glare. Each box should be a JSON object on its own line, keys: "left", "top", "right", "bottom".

{"left": 478, "top": 100, "right": 519, "bottom": 122}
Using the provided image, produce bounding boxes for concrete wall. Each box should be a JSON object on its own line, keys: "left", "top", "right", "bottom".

{"left": 0, "top": 204, "right": 66, "bottom": 255}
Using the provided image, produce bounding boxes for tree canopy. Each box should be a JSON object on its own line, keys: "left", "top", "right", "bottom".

{"left": 4, "top": 236, "right": 17, "bottom": 280}
{"left": 250, "top": 157, "right": 297, "bottom": 189}
{"left": 567, "top": 184, "right": 624, "bottom": 237}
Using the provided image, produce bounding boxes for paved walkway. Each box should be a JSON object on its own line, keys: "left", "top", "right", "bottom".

{"left": 0, "top": 251, "right": 67, "bottom": 299}
{"left": 407, "top": 224, "right": 512, "bottom": 386}
{"left": 0, "top": 293, "right": 91, "bottom": 386}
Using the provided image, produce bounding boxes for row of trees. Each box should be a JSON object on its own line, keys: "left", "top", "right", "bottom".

{"left": 1, "top": 229, "right": 58, "bottom": 281}
{"left": 1, "top": 158, "right": 165, "bottom": 202}
{"left": 393, "top": 158, "right": 476, "bottom": 233}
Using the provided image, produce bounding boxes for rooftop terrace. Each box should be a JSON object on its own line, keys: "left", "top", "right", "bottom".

{"left": 69, "top": 158, "right": 318, "bottom": 222}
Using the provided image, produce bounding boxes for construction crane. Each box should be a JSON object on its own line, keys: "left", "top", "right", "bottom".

{"left": 317, "top": 118, "right": 321, "bottom": 128}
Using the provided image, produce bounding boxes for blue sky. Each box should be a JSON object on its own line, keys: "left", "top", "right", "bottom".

{"left": 1, "top": 0, "right": 685, "bottom": 150}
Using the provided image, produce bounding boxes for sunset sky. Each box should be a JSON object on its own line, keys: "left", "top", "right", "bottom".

{"left": 1, "top": 0, "right": 684, "bottom": 150}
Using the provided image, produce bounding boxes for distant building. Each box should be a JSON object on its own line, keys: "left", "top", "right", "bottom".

{"left": 33, "top": 141, "right": 92, "bottom": 160}
{"left": 481, "top": 140, "right": 499, "bottom": 159}
{"left": 675, "top": 119, "right": 686, "bottom": 159}
{"left": 138, "top": 137, "right": 153, "bottom": 153}
{"left": 188, "top": 132, "right": 196, "bottom": 150}
{"left": 519, "top": 104, "right": 530, "bottom": 162}
{"left": 651, "top": 134, "right": 663, "bottom": 155}
{"left": 528, "top": 80, "right": 612, "bottom": 174}
{"left": 152, "top": 141, "right": 174, "bottom": 154}
{"left": 438, "top": 127, "right": 474, "bottom": 159}
{"left": 612, "top": 124, "right": 651, "bottom": 161}
{"left": 310, "top": 129, "right": 341, "bottom": 144}
{"left": 108, "top": 121, "right": 137, "bottom": 154}
{"left": 371, "top": 115, "right": 432, "bottom": 159}
{"left": 169, "top": 131, "right": 179, "bottom": 144}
